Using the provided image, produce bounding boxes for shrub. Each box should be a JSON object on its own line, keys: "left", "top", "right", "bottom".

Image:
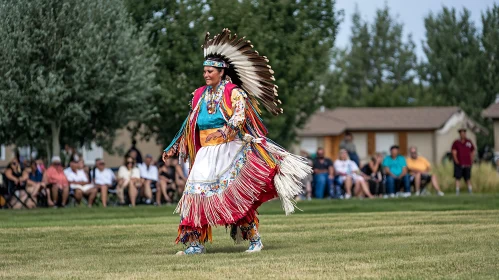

{"left": 433, "top": 162, "right": 499, "bottom": 193}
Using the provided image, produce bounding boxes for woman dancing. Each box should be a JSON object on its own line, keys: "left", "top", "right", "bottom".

{"left": 163, "top": 29, "right": 312, "bottom": 255}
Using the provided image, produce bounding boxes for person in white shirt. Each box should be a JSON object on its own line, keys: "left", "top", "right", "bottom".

{"left": 93, "top": 158, "right": 116, "bottom": 208}
{"left": 117, "top": 156, "right": 141, "bottom": 207}
{"left": 138, "top": 154, "right": 158, "bottom": 205}
{"left": 64, "top": 158, "right": 97, "bottom": 207}
{"left": 334, "top": 149, "right": 374, "bottom": 199}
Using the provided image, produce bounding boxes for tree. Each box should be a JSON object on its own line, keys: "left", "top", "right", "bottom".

{"left": 124, "top": 0, "right": 206, "bottom": 146}
{"left": 326, "top": 5, "right": 418, "bottom": 108}
{"left": 481, "top": 4, "right": 499, "bottom": 108}
{"left": 0, "top": 0, "right": 157, "bottom": 157}
{"left": 126, "top": 0, "right": 342, "bottom": 148}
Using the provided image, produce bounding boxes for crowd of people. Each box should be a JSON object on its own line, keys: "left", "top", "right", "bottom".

{"left": 301, "top": 129, "right": 475, "bottom": 200}
{"left": 0, "top": 145, "right": 187, "bottom": 209}
{"left": 1, "top": 128, "right": 476, "bottom": 208}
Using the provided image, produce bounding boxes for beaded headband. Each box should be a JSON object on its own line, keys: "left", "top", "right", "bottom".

{"left": 203, "top": 60, "right": 228, "bottom": 68}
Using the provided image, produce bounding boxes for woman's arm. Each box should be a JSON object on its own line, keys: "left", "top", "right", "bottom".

{"left": 163, "top": 113, "right": 191, "bottom": 160}
{"left": 175, "top": 164, "right": 186, "bottom": 181}
{"left": 5, "top": 169, "right": 18, "bottom": 184}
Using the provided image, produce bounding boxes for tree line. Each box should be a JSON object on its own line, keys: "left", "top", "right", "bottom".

{"left": 326, "top": 4, "right": 499, "bottom": 149}
{"left": 0, "top": 0, "right": 497, "bottom": 158}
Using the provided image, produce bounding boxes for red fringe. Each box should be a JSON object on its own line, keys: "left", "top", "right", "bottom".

{"left": 175, "top": 150, "right": 278, "bottom": 228}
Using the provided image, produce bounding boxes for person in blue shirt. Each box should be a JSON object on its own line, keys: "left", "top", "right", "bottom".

{"left": 382, "top": 145, "right": 411, "bottom": 197}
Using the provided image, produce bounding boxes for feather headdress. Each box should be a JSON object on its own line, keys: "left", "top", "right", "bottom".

{"left": 202, "top": 28, "right": 282, "bottom": 115}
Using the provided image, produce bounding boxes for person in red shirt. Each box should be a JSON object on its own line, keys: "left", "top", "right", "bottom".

{"left": 451, "top": 128, "right": 475, "bottom": 195}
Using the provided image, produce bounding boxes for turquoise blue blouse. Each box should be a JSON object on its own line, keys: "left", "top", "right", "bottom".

{"left": 197, "top": 98, "right": 226, "bottom": 131}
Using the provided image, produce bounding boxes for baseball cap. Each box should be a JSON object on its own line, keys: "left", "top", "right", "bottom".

{"left": 51, "top": 156, "right": 61, "bottom": 163}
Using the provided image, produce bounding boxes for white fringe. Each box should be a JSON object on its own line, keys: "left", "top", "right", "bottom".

{"left": 261, "top": 139, "right": 313, "bottom": 215}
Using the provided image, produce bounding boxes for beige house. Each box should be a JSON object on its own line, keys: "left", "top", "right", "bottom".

{"left": 298, "top": 107, "right": 484, "bottom": 164}
{"left": 0, "top": 127, "right": 163, "bottom": 168}
{"left": 483, "top": 103, "right": 499, "bottom": 152}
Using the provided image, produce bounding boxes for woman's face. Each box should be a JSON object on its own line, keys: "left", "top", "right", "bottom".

{"left": 126, "top": 157, "right": 134, "bottom": 169}
{"left": 203, "top": 66, "right": 223, "bottom": 87}
{"left": 339, "top": 150, "right": 348, "bottom": 161}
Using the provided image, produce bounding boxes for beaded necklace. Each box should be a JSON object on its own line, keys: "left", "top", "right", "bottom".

{"left": 205, "top": 82, "right": 224, "bottom": 114}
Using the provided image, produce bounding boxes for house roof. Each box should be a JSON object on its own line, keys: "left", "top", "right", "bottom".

{"left": 299, "top": 112, "right": 347, "bottom": 136}
{"left": 299, "top": 106, "right": 462, "bottom": 136}
{"left": 483, "top": 103, "right": 499, "bottom": 119}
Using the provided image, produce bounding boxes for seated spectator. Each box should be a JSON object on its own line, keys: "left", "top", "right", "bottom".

{"left": 43, "top": 156, "right": 70, "bottom": 207}
{"left": 157, "top": 159, "right": 176, "bottom": 206}
{"left": 334, "top": 149, "right": 374, "bottom": 199}
{"left": 312, "top": 148, "right": 334, "bottom": 199}
{"left": 298, "top": 151, "right": 313, "bottom": 201}
{"left": 23, "top": 160, "right": 52, "bottom": 207}
{"left": 170, "top": 158, "right": 187, "bottom": 194}
{"left": 361, "top": 154, "right": 385, "bottom": 197}
{"left": 35, "top": 159, "right": 46, "bottom": 173}
{"left": 4, "top": 157, "right": 31, "bottom": 209}
{"left": 127, "top": 149, "right": 143, "bottom": 165}
{"left": 406, "top": 146, "right": 444, "bottom": 196}
{"left": 93, "top": 158, "right": 116, "bottom": 207}
{"left": 383, "top": 145, "right": 411, "bottom": 198}
{"left": 117, "top": 156, "right": 141, "bottom": 207}
{"left": 138, "top": 154, "right": 158, "bottom": 205}
{"left": 64, "top": 156, "right": 97, "bottom": 207}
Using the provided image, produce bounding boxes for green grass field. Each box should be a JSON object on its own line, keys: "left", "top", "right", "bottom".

{"left": 1, "top": 195, "right": 499, "bottom": 279}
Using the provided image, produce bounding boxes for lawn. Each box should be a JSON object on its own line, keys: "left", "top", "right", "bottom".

{"left": 1, "top": 195, "right": 499, "bottom": 279}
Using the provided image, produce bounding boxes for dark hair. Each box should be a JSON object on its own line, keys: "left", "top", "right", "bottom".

{"left": 124, "top": 156, "right": 135, "bottom": 165}
{"left": 345, "top": 132, "right": 353, "bottom": 137}
{"left": 390, "top": 145, "right": 399, "bottom": 151}
{"left": 205, "top": 55, "right": 242, "bottom": 86}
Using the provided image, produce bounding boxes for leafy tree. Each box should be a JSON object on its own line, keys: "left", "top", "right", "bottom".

{"left": 126, "top": 0, "right": 342, "bottom": 148}
{"left": 481, "top": 4, "right": 499, "bottom": 108}
{"left": 327, "top": 5, "right": 418, "bottom": 108}
{"left": 0, "top": 0, "right": 157, "bottom": 156}
{"left": 421, "top": 8, "right": 483, "bottom": 120}
{"left": 124, "top": 0, "right": 206, "bottom": 145}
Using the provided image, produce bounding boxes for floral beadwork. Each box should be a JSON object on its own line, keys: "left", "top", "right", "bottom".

{"left": 183, "top": 145, "right": 249, "bottom": 197}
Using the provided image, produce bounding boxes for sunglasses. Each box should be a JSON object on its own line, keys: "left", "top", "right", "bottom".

{"left": 126, "top": 161, "right": 134, "bottom": 164}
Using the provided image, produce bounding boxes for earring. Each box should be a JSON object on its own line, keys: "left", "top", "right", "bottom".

{"left": 225, "top": 75, "right": 232, "bottom": 83}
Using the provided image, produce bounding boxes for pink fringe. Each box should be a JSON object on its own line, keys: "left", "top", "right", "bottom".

{"left": 175, "top": 151, "right": 278, "bottom": 228}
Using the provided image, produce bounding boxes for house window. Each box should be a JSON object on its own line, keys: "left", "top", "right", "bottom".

{"left": 17, "top": 146, "right": 33, "bottom": 161}
{"left": 375, "top": 133, "right": 398, "bottom": 156}
{"left": 82, "top": 142, "right": 104, "bottom": 166}
{"left": 300, "top": 137, "right": 319, "bottom": 155}
{"left": 0, "top": 145, "right": 5, "bottom": 161}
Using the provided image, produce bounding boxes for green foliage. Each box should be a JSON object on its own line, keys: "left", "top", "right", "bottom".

{"left": 421, "top": 8, "right": 484, "bottom": 120}
{"left": 0, "top": 0, "right": 157, "bottom": 155}
{"left": 326, "top": 5, "right": 419, "bottom": 108}
{"left": 433, "top": 162, "right": 499, "bottom": 193}
{"left": 419, "top": 6, "right": 499, "bottom": 149}
{"left": 126, "top": 0, "right": 342, "bottom": 148}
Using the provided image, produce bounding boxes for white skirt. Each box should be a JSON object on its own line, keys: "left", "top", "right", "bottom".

{"left": 184, "top": 140, "right": 247, "bottom": 197}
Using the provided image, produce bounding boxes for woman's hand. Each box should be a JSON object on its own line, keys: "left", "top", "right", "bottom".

{"left": 162, "top": 150, "right": 175, "bottom": 163}
{"left": 206, "top": 131, "right": 223, "bottom": 142}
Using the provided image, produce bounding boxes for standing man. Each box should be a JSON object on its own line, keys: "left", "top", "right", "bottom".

{"left": 340, "top": 132, "right": 360, "bottom": 167}
{"left": 312, "top": 148, "right": 334, "bottom": 199}
{"left": 451, "top": 128, "right": 475, "bottom": 195}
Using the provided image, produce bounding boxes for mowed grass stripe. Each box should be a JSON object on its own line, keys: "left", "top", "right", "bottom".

{"left": 1, "top": 196, "right": 499, "bottom": 279}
